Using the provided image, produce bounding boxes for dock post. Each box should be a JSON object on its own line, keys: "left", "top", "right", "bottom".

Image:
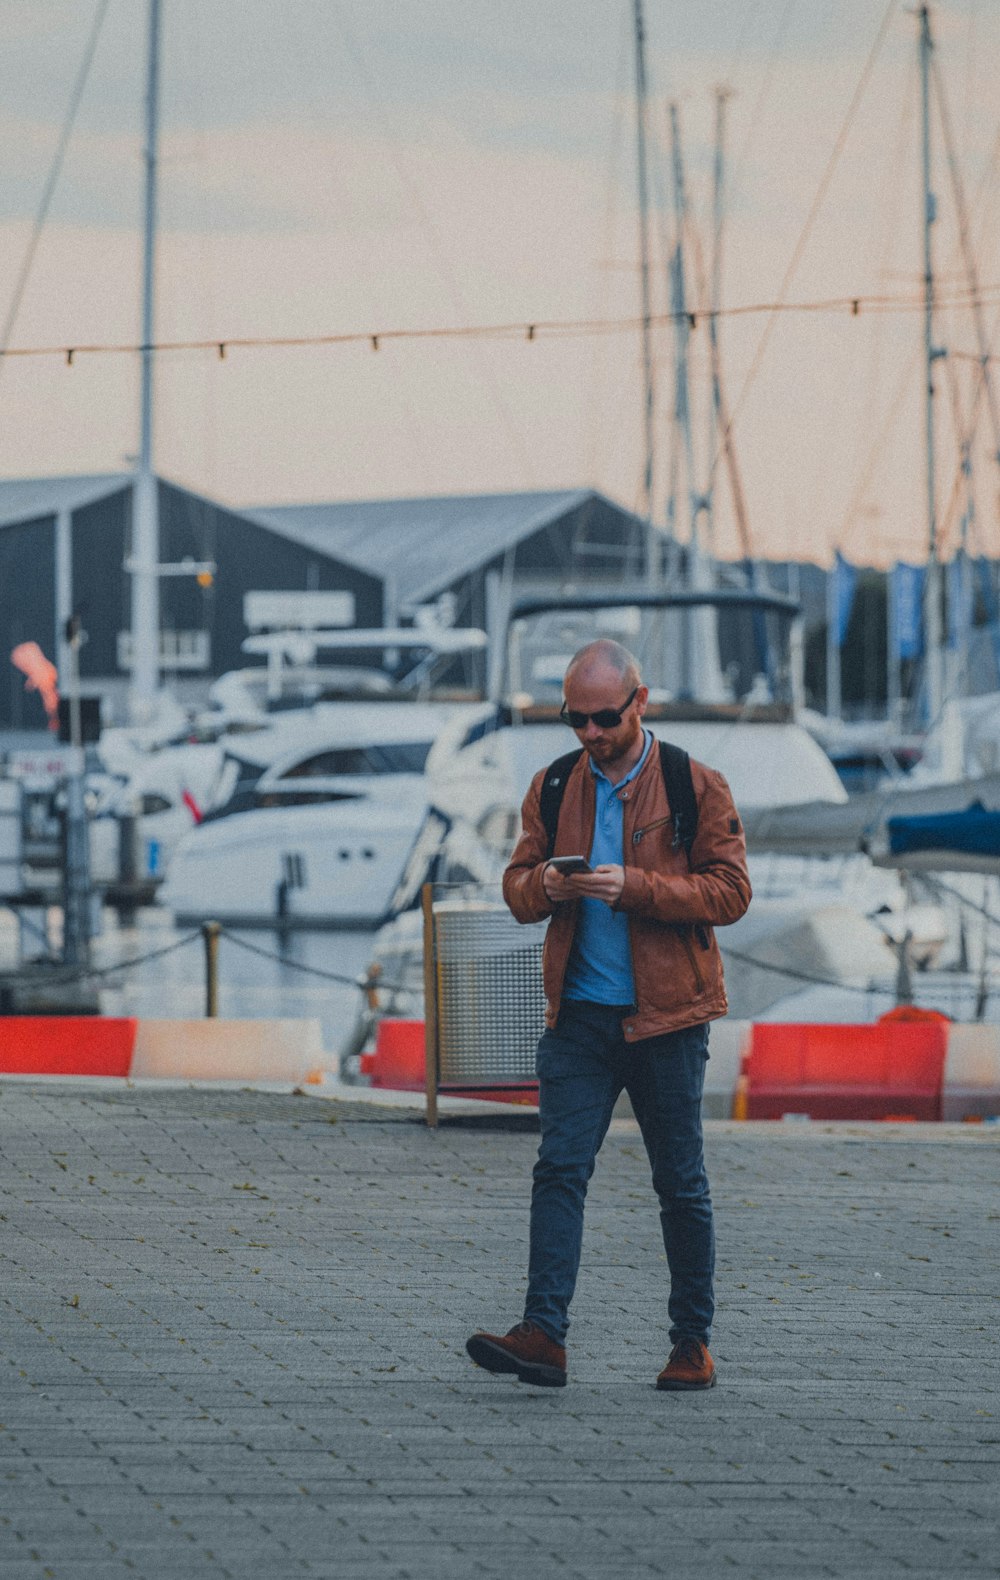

{"left": 422, "top": 884, "right": 439, "bottom": 1128}
{"left": 202, "top": 920, "right": 221, "bottom": 1017}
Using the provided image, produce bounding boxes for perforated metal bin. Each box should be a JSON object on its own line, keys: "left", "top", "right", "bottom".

{"left": 422, "top": 885, "right": 547, "bottom": 1121}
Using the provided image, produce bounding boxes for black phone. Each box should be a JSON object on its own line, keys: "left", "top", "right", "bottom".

{"left": 547, "top": 855, "right": 593, "bottom": 875}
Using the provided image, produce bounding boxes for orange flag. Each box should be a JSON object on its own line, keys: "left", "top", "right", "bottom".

{"left": 11, "top": 642, "right": 60, "bottom": 730}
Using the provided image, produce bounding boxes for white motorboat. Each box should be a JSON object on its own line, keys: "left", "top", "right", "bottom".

{"left": 160, "top": 698, "right": 486, "bottom": 927}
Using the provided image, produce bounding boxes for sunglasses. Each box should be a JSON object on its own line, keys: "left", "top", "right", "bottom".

{"left": 560, "top": 686, "right": 639, "bottom": 731}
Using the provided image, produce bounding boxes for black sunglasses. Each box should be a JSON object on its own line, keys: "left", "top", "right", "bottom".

{"left": 560, "top": 686, "right": 639, "bottom": 730}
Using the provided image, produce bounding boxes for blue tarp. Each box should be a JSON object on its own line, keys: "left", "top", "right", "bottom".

{"left": 888, "top": 800, "right": 1000, "bottom": 858}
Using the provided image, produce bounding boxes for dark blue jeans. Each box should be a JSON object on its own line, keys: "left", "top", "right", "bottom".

{"left": 524, "top": 1001, "right": 714, "bottom": 1347}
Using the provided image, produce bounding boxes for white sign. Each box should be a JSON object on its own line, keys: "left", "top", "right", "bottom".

{"left": 244, "top": 591, "right": 355, "bottom": 632}
{"left": 5, "top": 749, "right": 74, "bottom": 784}
{"left": 117, "top": 630, "right": 211, "bottom": 672}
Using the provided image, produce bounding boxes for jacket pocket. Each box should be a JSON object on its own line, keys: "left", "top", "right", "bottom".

{"left": 676, "top": 925, "right": 705, "bottom": 994}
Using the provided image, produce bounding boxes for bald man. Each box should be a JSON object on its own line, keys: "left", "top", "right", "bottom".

{"left": 466, "top": 640, "right": 751, "bottom": 1391}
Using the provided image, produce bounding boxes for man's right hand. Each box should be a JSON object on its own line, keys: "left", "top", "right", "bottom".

{"left": 542, "top": 862, "right": 581, "bottom": 904}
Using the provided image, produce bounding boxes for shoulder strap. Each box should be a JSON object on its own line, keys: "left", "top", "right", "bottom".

{"left": 658, "top": 740, "right": 698, "bottom": 854}
{"left": 539, "top": 749, "right": 585, "bottom": 859}
{"left": 539, "top": 740, "right": 699, "bottom": 860}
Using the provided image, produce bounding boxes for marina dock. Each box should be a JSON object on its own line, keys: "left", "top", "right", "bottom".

{"left": 1, "top": 1081, "right": 996, "bottom": 1579}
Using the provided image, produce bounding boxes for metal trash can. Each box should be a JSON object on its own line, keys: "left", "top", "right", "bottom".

{"left": 422, "top": 884, "right": 547, "bottom": 1122}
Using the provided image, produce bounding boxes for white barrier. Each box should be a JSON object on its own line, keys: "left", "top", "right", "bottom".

{"left": 941, "top": 1025, "right": 1000, "bottom": 1121}
{"left": 129, "top": 1019, "right": 327, "bottom": 1083}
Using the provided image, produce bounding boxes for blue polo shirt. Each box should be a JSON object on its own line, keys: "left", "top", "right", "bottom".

{"left": 562, "top": 729, "right": 653, "bottom": 1006}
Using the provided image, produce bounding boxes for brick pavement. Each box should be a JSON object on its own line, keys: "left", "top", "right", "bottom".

{"left": 0, "top": 1082, "right": 997, "bottom": 1579}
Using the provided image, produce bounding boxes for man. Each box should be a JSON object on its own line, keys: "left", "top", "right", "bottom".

{"left": 466, "top": 639, "right": 751, "bottom": 1391}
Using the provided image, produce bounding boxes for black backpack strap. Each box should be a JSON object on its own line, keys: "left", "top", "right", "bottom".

{"left": 539, "top": 740, "right": 698, "bottom": 861}
{"left": 658, "top": 741, "right": 698, "bottom": 855}
{"left": 539, "top": 749, "right": 585, "bottom": 859}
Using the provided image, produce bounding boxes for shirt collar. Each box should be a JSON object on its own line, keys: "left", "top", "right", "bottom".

{"left": 589, "top": 727, "right": 653, "bottom": 788}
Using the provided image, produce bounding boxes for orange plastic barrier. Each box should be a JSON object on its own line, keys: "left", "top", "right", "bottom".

{"left": 0, "top": 1017, "right": 138, "bottom": 1077}
{"left": 744, "top": 1017, "right": 948, "bottom": 1121}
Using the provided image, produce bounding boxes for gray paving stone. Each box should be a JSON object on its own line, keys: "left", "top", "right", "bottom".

{"left": 0, "top": 1084, "right": 997, "bottom": 1578}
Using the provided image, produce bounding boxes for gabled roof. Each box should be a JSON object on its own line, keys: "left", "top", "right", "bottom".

{"left": 0, "top": 473, "right": 131, "bottom": 529}
{"left": 246, "top": 489, "right": 601, "bottom": 605}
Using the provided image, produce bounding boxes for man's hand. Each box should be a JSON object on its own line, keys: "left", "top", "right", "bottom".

{"left": 542, "top": 862, "right": 624, "bottom": 906}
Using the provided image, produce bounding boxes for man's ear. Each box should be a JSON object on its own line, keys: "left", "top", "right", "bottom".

{"left": 635, "top": 685, "right": 650, "bottom": 715}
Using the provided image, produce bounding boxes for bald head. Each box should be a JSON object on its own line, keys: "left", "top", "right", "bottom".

{"left": 565, "top": 639, "right": 641, "bottom": 692}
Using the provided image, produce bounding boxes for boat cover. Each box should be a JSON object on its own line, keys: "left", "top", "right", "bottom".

{"left": 887, "top": 800, "right": 1000, "bottom": 858}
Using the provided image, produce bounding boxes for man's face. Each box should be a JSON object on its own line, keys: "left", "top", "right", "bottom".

{"left": 563, "top": 665, "right": 648, "bottom": 769}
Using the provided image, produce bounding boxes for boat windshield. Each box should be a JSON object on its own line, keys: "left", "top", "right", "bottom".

{"left": 505, "top": 595, "right": 797, "bottom": 711}
{"left": 279, "top": 743, "right": 432, "bottom": 778}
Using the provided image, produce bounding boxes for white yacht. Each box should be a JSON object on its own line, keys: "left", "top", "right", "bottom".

{"left": 159, "top": 627, "right": 490, "bottom": 927}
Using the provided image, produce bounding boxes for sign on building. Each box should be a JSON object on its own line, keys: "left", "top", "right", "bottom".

{"left": 244, "top": 591, "right": 355, "bottom": 632}
{"left": 117, "top": 630, "right": 211, "bottom": 672}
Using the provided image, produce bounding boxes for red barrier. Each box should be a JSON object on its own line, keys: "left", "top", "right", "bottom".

{"left": 0, "top": 1017, "right": 138, "bottom": 1077}
{"left": 362, "top": 1018, "right": 426, "bottom": 1091}
{"left": 361, "top": 1019, "right": 539, "bottom": 1106}
{"left": 745, "top": 1016, "right": 948, "bottom": 1121}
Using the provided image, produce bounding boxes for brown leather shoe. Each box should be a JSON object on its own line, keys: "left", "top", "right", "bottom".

{"left": 656, "top": 1337, "right": 716, "bottom": 1391}
{"left": 466, "top": 1320, "right": 567, "bottom": 1388}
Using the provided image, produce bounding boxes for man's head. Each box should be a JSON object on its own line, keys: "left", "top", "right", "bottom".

{"left": 562, "top": 640, "right": 648, "bottom": 771}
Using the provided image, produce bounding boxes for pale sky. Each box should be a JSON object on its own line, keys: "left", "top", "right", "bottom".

{"left": 1, "top": 0, "right": 999, "bottom": 565}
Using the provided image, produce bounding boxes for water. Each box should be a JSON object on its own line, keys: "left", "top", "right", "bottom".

{"left": 92, "top": 908, "right": 380, "bottom": 1063}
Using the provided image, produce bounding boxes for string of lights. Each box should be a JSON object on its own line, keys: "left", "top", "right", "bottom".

{"left": 3, "top": 285, "right": 1000, "bottom": 367}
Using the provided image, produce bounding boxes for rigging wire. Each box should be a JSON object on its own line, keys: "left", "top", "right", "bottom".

{"left": 326, "top": 1, "right": 537, "bottom": 488}
{"left": 836, "top": 345, "right": 923, "bottom": 559}
{"left": 583, "top": 2, "right": 633, "bottom": 493}
{"left": 931, "top": 51, "right": 1000, "bottom": 474}
{"left": 0, "top": 0, "right": 111, "bottom": 376}
{"left": 726, "top": 0, "right": 798, "bottom": 223}
{"left": 842, "top": 40, "right": 917, "bottom": 559}
{"left": 707, "top": 0, "right": 902, "bottom": 496}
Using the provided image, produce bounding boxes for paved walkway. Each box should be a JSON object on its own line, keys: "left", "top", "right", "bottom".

{"left": 0, "top": 1082, "right": 997, "bottom": 1579}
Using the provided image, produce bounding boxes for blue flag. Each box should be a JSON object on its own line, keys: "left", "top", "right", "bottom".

{"left": 833, "top": 552, "right": 857, "bottom": 648}
{"left": 891, "top": 562, "right": 925, "bottom": 661}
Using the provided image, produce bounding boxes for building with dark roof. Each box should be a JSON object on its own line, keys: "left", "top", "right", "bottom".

{"left": 248, "top": 489, "right": 647, "bottom": 629}
{"left": 1, "top": 479, "right": 647, "bottom": 728}
{"left": 0, "top": 474, "right": 381, "bottom": 728}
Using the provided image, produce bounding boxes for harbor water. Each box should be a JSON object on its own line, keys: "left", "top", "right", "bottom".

{"left": 31, "top": 909, "right": 379, "bottom": 1064}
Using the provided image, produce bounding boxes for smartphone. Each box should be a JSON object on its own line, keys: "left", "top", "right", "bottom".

{"left": 548, "top": 855, "right": 593, "bottom": 875}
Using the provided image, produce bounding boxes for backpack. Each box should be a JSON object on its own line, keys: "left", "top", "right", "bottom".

{"left": 538, "top": 741, "right": 698, "bottom": 862}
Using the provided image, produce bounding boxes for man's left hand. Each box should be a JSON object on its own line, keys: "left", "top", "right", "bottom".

{"left": 563, "top": 863, "right": 624, "bottom": 906}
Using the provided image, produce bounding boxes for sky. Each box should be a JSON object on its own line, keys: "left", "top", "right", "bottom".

{"left": 1, "top": 0, "right": 999, "bottom": 565}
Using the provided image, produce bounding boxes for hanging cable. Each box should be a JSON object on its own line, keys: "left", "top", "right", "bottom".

{"left": 3, "top": 282, "right": 1000, "bottom": 369}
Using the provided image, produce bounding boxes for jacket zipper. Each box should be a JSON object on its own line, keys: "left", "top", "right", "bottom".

{"left": 632, "top": 813, "right": 673, "bottom": 846}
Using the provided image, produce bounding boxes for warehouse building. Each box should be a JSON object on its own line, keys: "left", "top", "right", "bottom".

{"left": 0, "top": 473, "right": 382, "bottom": 728}
{"left": 2, "top": 480, "right": 648, "bottom": 727}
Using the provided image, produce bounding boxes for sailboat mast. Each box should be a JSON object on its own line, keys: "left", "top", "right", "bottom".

{"left": 705, "top": 86, "right": 728, "bottom": 549}
{"left": 667, "top": 102, "right": 701, "bottom": 555}
{"left": 130, "top": 0, "right": 162, "bottom": 718}
{"left": 919, "top": 3, "right": 944, "bottom": 731}
{"left": 633, "top": 0, "right": 657, "bottom": 586}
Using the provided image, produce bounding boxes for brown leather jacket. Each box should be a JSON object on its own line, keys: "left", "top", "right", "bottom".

{"left": 502, "top": 742, "right": 752, "bottom": 1041}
